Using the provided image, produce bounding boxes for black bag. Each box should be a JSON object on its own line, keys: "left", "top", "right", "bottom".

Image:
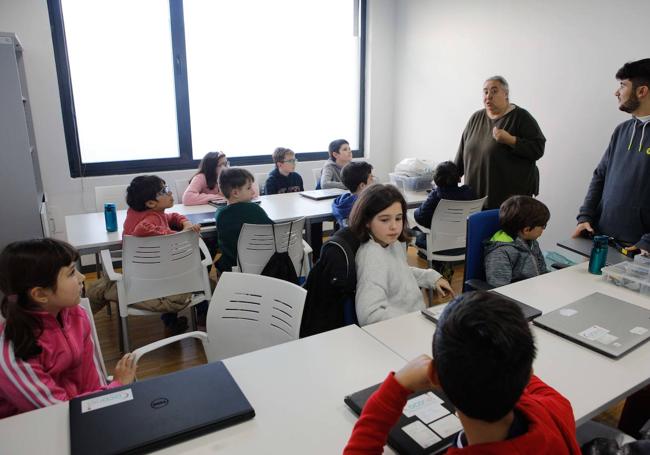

{"left": 260, "top": 222, "right": 301, "bottom": 285}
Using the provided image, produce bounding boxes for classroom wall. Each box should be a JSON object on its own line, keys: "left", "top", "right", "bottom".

{"left": 0, "top": 0, "right": 396, "bottom": 239}
{"left": 390, "top": 0, "right": 650, "bottom": 251}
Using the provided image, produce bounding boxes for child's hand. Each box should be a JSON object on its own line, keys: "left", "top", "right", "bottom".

{"left": 183, "top": 222, "right": 201, "bottom": 233}
{"left": 435, "top": 278, "right": 455, "bottom": 297}
{"left": 394, "top": 355, "right": 435, "bottom": 392}
{"left": 113, "top": 353, "right": 137, "bottom": 385}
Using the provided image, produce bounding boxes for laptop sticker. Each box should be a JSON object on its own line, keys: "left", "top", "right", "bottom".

{"left": 81, "top": 389, "right": 133, "bottom": 413}
{"left": 631, "top": 327, "right": 649, "bottom": 335}
{"left": 560, "top": 308, "right": 578, "bottom": 317}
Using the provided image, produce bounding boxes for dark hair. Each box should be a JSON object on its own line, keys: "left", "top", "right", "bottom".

{"left": 218, "top": 168, "right": 254, "bottom": 199}
{"left": 349, "top": 183, "right": 411, "bottom": 243}
{"left": 0, "top": 239, "right": 80, "bottom": 361}
{"left": 433, "top": 161, "right": 461, "bottom": 187}
{"left": 272, "top": 147, "right": 294, "bottom": 166}
{"left": 616, "top": 59, "right": 650, "bottom": 90}
{"left": 328, "top": 139, "right": 349, "bottom": 161}
{"left": 433, "top": 291, "right": 536, "bottom": 421}
{"left": 193, "top": 151, "right": 227, "bottom": 190}
{"left": 126, "top": 175, "right": 166, "bottom": 211}
{"left": 341, "top": 161, "right": 373, "bottom": 193}
{"left": 499, "top": 195, "right": 550, "bottom": 238}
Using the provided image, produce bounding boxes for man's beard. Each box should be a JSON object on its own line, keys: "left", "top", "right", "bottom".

{"left": 619, "top": 92, "right": 641, "bottom": 113}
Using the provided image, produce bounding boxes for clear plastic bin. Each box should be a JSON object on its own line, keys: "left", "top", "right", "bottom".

{"left": 601, "top": 257, "right": 650, "bottom": 295}
{"left": 388, "top": 172, "right": 434, "bottom": 192}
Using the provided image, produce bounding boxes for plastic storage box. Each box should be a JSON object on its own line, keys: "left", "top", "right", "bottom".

{"left": 388, "top": 172, "right": 434, "bottom": 192}
{"left": 601, "top": 255, "right": 650, "bottom": 295}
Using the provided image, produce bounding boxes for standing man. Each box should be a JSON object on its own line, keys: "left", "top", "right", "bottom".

{"left": 573, "top": 59, "right": 650, "bottom": 255}
{"left": 455, "top": 76, "right": 546, "bottom": 209}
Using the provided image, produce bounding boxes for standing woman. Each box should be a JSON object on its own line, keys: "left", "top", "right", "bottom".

{"left": 455, "top": 76, "right": 546, "bottom": 209}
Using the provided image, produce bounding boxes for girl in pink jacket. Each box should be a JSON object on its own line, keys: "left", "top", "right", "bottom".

{"left": 0, "top": 238, "right": 137, "bottom": 419}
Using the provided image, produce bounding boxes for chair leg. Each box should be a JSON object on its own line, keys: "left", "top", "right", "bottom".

{"left": 120, "top": 316, "right": 130, "bottom": 353}
{"left": 428, "top": 287, "right": 435, "bottom": 307}
{"left": 190, "top": 305, "right": 198, "bottom": 331}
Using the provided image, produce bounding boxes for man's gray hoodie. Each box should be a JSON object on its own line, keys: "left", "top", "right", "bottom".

{"left": 484, "top": 230, "right": 548, "bottom": 288}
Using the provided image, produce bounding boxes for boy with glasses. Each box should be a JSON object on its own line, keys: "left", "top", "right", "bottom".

{"left": 264, "top": 147, "right": 304, "bottom": 195}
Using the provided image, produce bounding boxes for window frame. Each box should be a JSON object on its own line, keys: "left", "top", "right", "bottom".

{"left": 47, "top": 0, "right": 367, "bottom": 177}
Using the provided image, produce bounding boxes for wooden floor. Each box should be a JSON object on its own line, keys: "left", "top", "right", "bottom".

{"left": 90, "top": 243, "right": 622, "bottom": 427}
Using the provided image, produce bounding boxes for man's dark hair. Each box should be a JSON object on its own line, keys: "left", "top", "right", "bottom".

{"left": 349, "top": 183, "right": 411, "bottom": 243}
{"left": 126, "top": 175, "right": 166, "bottom": 211}
{"left": 218, "top": 168, "right": 254, "bottom": 199}
{"left": 499, "top": 195, "right": 550, "bottom": 238}
{"left": 433, "top": 291, "right": 536, "bottom": 422}
{"left": 616, "top": 59, "right": 650, "bottom": 90}
{"left": 433, "top": 161, "right": 461, "bottom": 187}
{"left": 341, "top": 161, "right": 373, "bottom": 193}
{"left": 328, "top": 139, "right": 349, "bottom": 161}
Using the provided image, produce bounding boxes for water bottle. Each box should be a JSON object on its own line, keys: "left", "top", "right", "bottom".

{"left": 588, "top": 235, "right": 609, "bottom": 275}
{"left": 104, "top": 203, "right": 118, "bottom": 232}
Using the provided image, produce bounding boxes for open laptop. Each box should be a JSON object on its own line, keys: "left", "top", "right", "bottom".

{"left": 184, "top": 211, "right": 216, "bottom": 227}
{"left": 533, "top": 292, "right": 650, "bottom": 358}
{"left": 70, "top": 361, "right": 255, "bottom": 455}
{"left": 421, "top": 291, "right": 542, "bottom": 324}
{"left": 299, "top": 188, "right": 346, "bottom": 200}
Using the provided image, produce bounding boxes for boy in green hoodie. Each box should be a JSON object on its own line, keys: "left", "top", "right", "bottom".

{"left": 484, "top": 195, "right": 550, "bottom": 288}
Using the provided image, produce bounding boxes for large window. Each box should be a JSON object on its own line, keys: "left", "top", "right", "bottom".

{"left": 48, "top": 0, "right": 366, "bottom": 177}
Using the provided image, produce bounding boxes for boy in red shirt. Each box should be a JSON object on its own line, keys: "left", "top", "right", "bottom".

{"left": 344, "top": 291, "right": 581, "bottom": 454}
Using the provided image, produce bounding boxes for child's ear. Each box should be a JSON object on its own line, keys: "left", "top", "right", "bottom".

{"left": 521, "top": 226, "right": 533, "bottom": 235}
{"left": 429, "top": 358, "right": 441, "bottom": 387}
{"left": 29, "top": 287, "right": 50, "bottom": 305}
{"left": 358, "top": 182, "right": 367, "bottom": 191}
{"left": 145, "top": 199, "right": 157, "bottom": 209}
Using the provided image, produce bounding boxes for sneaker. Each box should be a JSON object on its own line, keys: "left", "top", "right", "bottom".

{"left": 164, "top": 316, "right": 188, "bottom": 336}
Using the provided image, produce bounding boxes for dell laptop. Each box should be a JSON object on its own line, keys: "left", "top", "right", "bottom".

{"left": 184, "top": 211, "right": 216, "bottom": 227}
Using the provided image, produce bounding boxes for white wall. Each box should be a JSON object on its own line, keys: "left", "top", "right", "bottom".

{"left": 0, "top": 0, "right": 397, "bottom": 239}
{"left": 391, "top": 0, "right": 650, "bottom": 251}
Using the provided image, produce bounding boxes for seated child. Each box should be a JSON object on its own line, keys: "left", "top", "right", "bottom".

{"left": 350, "top": 184, "right": 453, "bottom": 326}
{"left": 484, "top": 195, "right": 549, "bottom": 288}
{"left": 332, "top": 161, "right": 374, "bottom": 227}
{"left": 265, "top": 147, "right": 304, "bottom": 195}
{"left": 320, "top": 139, "right": 353, "bottom": 190}
{"left": 0, "top": 238, "right": 137, "bottom": 418}
{"left": 344, "top": 291, "right": 581, "bottom": 454}
{"left": 215, "top": 168, "right": 273, "bottom": 274}
{"left": 87, "top": 175, "right": 201, "bottom": 334}
{"left": 182, "top": 151, "right": 229, "bottom": 205}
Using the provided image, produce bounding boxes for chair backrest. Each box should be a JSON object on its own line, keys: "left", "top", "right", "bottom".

{"left": 312, "top": 168, "right": 322, "bottom": 189}
{"left": 95, "top": 184, "right": 129, "bottom": 211}
{"left": 204, "top": 272, "right": 306, "bottom": 361}
{"left": 428, "top": 197, "right": 487, "bottom": 253}
{"left": 254, "top": 172, "right": 268, "bottom": 195}
{"left": 237, "top": 218, "right": 306, "bottom": 275}
{"left": 463, "top": 209, "right": 500, "bottom": 290}
{"left": 79, "top": 298, "right": 109, "bottom": 384}
{"left": 118, "top": 230, "right": 211, "bottom": 307}
{"left": 175, "top": 178, "right": 190, "bottom": 201}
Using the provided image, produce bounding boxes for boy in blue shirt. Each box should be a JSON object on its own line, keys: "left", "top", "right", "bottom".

{"left": 332, "top": 161, "right": 374, "bottom": 227}
{"left": 265, "top": 147, "right": 304, "bottom": 195}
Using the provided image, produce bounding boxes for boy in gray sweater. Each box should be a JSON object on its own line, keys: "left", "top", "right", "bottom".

{"left": 484, "top": 195, "right": 550, "bottom": 288}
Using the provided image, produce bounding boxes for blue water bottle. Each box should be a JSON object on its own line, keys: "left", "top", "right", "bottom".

{"left": 104, "top": 203, "right": 118, "bottom": 232}
{"left": 588, "top": 235, "right": 609, "bottom": 275}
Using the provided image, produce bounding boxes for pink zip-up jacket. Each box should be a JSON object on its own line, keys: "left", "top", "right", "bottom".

{"left": 181, "top": 173, "right": 260, "bottom": 206}
{"left": 0, "top": 305, "right": 122, "bottom": 419}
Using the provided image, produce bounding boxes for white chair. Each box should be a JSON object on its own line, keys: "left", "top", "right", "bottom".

{"left": 175, "top": 178, "right": 190, "bottom": 202}
{"left": 312, "top": 167, "right": 322, "bottom": 189}
{"left": 79, "top": 298, "right": 110, "bottom": 384}
{"left": 254, "top": 172, "right": 269, "bottom": 195}
{"left": 235, "top": 218, "right": 312, "bottom": 277}
{"left": 100, "top": 230, "right": 213, "bottom": 352}
{"left": 94, "top": 184, "right": 129, "bottom": 211}
{"left": 133, "top": 272, "right": 307, "bottom": 363}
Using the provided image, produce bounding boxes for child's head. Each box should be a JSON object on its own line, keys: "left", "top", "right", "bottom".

{"left": 499, "top": 195, "right": 550, "bottom": 241}
{"left": 0, "top": 239, "right": 83, "bottom": 359}
{"left": 218, "top": 168, "right": 256, "bottom": 203}
{"left": 272, "top": 147, "right": 297, "bottom": 176}
{"left": 433, "top": 161, "right": 461, "bottom": 187}
{"left": 341, "top": 161, "right": 374, "bottom": 194}
{"left": 126, "top": 175, "right": 174, "bottom": 212}
{"left": 433, "top": 291, "right": 536, "bottom": 422}
{"left": 349, "top": 183, "right": 411, "bottom": 245}
{"left": 328, "top": 139, "right": 352, "bottom": 166}
{"left": 195, "top": 151, "right": 228, "bottom": 190}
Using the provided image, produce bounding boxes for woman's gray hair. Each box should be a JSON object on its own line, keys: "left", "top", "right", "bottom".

{"left": 486, "top": 75, "right": 509, "bottom": 94}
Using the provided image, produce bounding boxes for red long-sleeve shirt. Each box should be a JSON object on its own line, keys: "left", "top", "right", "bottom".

{"left": 122, "top": 209, "right": 188, "bottom": 237}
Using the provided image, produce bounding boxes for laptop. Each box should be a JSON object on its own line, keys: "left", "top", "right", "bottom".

{"left": 208, "top": 198, "right": 261, "bottom": 208}
{"left": 557, "top": 237, "right": 631, "bottom": 265}
{"left": 533, "top": 292, "right": 650, "bottom": 358}
{"left": 185, "top": 211, "right": 216, "bottom": 226}
{"left": 421, "top": 291, "right": 542, "bottom": 324}
{"left": 70, "top": 361, "right": 255, "bottom": 455}
{"left": 299, "top": 188, "right": 346, "bottom": 200}
{"left": 345, "top": 384, "right": 459, "bottom": 454}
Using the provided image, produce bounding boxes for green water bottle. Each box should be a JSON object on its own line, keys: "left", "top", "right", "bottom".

{"left": 588, "top": 235, "right": 609, "bottom": 275}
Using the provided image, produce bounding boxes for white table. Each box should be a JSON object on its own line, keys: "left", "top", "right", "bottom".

{"left": 0, "top": 325, "right": 406, "bottom": 454}
{"left": 65, "top": 191, "right": 428, "bottom": 255}
{"left": 362, "top": 262, "right": 650, "bottom": 425}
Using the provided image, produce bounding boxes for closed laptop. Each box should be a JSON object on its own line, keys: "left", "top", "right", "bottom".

{"left": 299, "top": 189, "right": 346, "bottom": 200}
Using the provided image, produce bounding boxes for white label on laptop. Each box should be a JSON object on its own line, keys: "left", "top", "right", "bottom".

{"left": 81, "top": 389, "right": 133, "bottom": 413}
{"left": 559, "top": 308, "right": 578, "bottom": 317}
{"left": 429, "top": 413, "right": 463, "bottom": 439}
{"left": 597, "top": 333, "right": 618, "bottom": 345}
{"left": 415, "top": 401, "right": 450, "bottom": 424}
{"left": 403, "top": 392, "right": 443, "bottom": 417}
{"left": 578, "top": 325, "right": 610, "bottom": 342}
{"left": 402, "top": 421, "right": 441, "bottom": 448}
{"left": 631, "top": 326, "right": 649, "bottom": 335}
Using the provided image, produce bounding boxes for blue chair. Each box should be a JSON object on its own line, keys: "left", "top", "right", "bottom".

{"left": 463, "top": 209, "right": 500, "bottom": 292}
